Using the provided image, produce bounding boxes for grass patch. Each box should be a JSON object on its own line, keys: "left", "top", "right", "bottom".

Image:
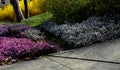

{"left": 22, "top": 12, "right": 53, "bottom": 27}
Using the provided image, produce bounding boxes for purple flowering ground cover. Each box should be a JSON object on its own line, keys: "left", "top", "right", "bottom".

{"left": 0, "top": 24, "right": 59, "bottom": 65}
{"left": 0, "top": 24, "right": 32, "bottom": 38}
{"left": 0, "top": 24, "right": 44, "bottom": 41}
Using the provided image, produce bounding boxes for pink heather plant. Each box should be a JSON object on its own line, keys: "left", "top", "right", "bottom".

{"left": 0, "top": 24, "right": 59, "bottom": 65}
{"left": 0, "top": 37, "right": 58, "bottom": 63}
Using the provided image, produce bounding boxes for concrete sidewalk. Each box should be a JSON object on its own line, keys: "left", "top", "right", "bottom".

{"left": 1, "top": 39, "right": 120, "bottom": 70}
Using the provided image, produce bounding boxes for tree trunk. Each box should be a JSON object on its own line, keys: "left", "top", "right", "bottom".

{"left": 10, "top": 0, "right": 25, "bottom": 22}
{"left": 24, "top": 0, "right": 29, "bottom": 19}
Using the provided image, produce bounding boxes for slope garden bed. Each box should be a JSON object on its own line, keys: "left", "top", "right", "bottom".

{"left": 0, "top": 24, "right": 59, "bottom": 65}
{"left": 38, "top": 14, "right": 120, "bottom": 49}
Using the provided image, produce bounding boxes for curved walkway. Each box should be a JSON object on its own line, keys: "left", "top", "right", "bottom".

{"left": 1, "top": 38, "right": 120, "bottom": 70}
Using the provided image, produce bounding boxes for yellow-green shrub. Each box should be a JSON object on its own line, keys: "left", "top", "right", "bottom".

{"left": 28, "top": 0, "right": 45, "bottom": 16}
{"left": 0, "top": 4, "right": 15, "bottom": 21}
{"left": 0, "top": 0, "right": 45, "bottom": 21}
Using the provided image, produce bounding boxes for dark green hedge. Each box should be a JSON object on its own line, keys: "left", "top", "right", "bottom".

{"left": 41, "top": 0, "right": 120, "bottom": 23}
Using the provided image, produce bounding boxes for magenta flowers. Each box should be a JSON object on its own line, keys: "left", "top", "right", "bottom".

{"left": 0, "top": 37, "right": 58, "bottom": 62}
{"left": 0, "top": 24, "right": 59, "bottom": 65}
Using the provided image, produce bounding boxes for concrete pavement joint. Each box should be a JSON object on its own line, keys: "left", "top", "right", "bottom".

{"left": 45, "top": 56, "right": 74, "bottom": 70}
{"left": 47, "top": 55, "right": 120, "bottom": 65}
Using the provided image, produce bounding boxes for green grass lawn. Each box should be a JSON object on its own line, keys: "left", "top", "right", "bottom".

{"left": 22, "top": 12, "right": 53, "bottom": 27}
{"left": 0, "top": 12, "right": 53, "bottom": 26}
